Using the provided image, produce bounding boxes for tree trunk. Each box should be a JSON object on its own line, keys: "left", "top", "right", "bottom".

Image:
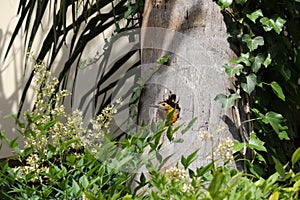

{"left": 139, "top": 0, "right": 239, "bottom": 169}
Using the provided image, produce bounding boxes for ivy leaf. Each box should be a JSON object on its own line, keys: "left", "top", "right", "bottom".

{"left": 224, "top": 64, "right": 243, "bottom": 77}
{"left": 241, "top": 73, "right": 257, "bottom": 94}
{"left": 242, "top": 35, "right": 264, "bottom": 51}
{"left": 279, "top": 65, "right": 291, "bottom": 81}
{"left": 263, "top": 112, "right": 289, "bottom": 140}
{"left": 263, "top": 53, "right": 272, "bottom": 67}
{"left": 214, "top": 93, "right": 241, "bottom": 110}
{"left": 218, "top": 0, "right": 233, "bottom": 9}
{"left": 230, "top": 53, "right": 251, "bottom": 66}
{"left": 246, "top": 9, "right": 263, "bottom": 23}
{"left": 270, "top": 81, "right": 285, "bottom": 101}
{"left": 247, "top": 133, "right": 267, "bottom": 152}
{"left": 260, "top": 16, "right": 286, "bottom": 34}
{"left": 251, "top": 54, "right": 265, "bottom": 73}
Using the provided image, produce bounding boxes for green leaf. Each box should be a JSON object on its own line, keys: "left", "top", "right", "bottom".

{"left": 122, "top": 195, "right": 133, "bottom": 200}
{"left": 242, "top": 35, "right": 264, "bottom": 51}
{"left": 224, "top": 64, "right": 243, "bottom": 77}
{"left": 181, "top": 117, "right": 197, "bottom": 135}
{"left": 279, "top": 65, "right": 291, "bottom": 81}
{"left": 232, "top": 141, "right": 245, "bottom": 153}
{"left": 79, "top": 175, "right": 89, "bottom": 189}
{"left": 241, "top": 73, "right": 257, "bottom": 94}
{"left": 230, "top": 53, "right": 251, "bottom": 66}
{"left": 270, "top": 81, "right": 285, "bottom": 101}
{"left": 181, "top": 149, "right": 199, "bottom": 169}
{"left": 71, "top": 179, "right": 80, "bottom": 196}
{"left": 247, "top": 133, "right": 267, "bottom": 152}
{"left": 251, "top": 54, "right": 265, "bottom": 73}
{"left": 166, "top": 126, "right": 173, "bottom": 141}
{"left": 196, "top": 162, "right": 214, "bottom": 176}
{"left": 208, "top": 170, "right": 226, "bottom": 199}
{"left": 214, "top": 93, "right": 241, "bottom": 110}
{"left": 292, "top": 147, "right": 300, "bottom": 167}
{"left": 246, "top": 9, "right": 263, "bottom": 23}
{"left": 272, "top": 156, "right": 285, "bottom": 178}
{"left": 263, "top": 53, "right": 272, "bottom": 67}
{"left": 264, "top": 112, "right": 289, "bottom": 140}
{"left": 218, "top": 0, "right": 233, "bottom": 9}
{"left": 156, "top": 56, "right": 169, "bottom": 65}
{"left": 260, "top": 16, "right": 286, "bottom": 34}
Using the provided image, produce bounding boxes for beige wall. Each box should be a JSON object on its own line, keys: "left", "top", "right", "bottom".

{"left": 0, "top": 1, "right": 139, "bottom": 158}
{"left": 0, "top": 1, "right": 28, "bottom": 158}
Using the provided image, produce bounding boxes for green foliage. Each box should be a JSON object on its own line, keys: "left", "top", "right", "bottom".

{"left": 216, "top": 0, "right": 300, "bottom": 177}
{"left": 0, "top": 67, "right": 299, "bottom": 199}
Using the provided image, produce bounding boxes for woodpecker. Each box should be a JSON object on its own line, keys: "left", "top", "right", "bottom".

{"left": 158, "top": 92, "right": 180, "bottom": 124}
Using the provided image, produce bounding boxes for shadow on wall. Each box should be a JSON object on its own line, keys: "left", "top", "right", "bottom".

{"left": 0, "top": 26, "right": 29, "bottom": 158}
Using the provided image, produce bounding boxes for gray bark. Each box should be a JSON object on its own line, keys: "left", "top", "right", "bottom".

{"left": 139, "top": 0, "right": 239, "bottom": 169}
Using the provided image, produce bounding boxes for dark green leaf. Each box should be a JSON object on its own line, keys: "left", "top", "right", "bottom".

{"left": 196, "top": 162, "right": 214, "bottom": 176}
{"left": 272, "top": 156, "right": 285, "bottom": 178}
{"left": 251, "top": 54, "right": 265, "bottom": 73}
{"left": 241, "top": 73, "right": 257, "bottom": 94}
{"left": 181, "top": 149, "right": 199, "bottom": 169}
{"left": 264, "top": 112, "right": 289, "bottom": 140}
{"left": 208, "top": 170, "right": 226, "bottom": 198}
{"left": 270, "top": 81, "right": 285, "bottom": 101}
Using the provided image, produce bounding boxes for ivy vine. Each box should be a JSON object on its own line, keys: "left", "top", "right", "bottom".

{"left": 215, "top": 0, "right": 300, "bottom": 176}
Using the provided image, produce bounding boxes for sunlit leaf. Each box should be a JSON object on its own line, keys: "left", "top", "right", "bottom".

{"left": 218, "top": 0, "right": 233, "bottom": 9}
{"left": 224, "top": 64, "right": 243, "bottom": 77}
{"left": 246, "top": 9, "right": 263, "bottom": 23}
{"left": 242, "top": 35, "right": 264, "bottom": 51}
{"left": 232, "top": 141, "right": 245, "bottom": 153}
{"left": 292, "top": 147, "right": 300, "bottom": 167}
{"left": 260, "top": 16, "right": 286, "bottom": 34}
{"left": 263, "top": 53, "right": 272, "bottom": 67}
{"left": 247, "top": 133, "right": 267, "bottom": 152}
